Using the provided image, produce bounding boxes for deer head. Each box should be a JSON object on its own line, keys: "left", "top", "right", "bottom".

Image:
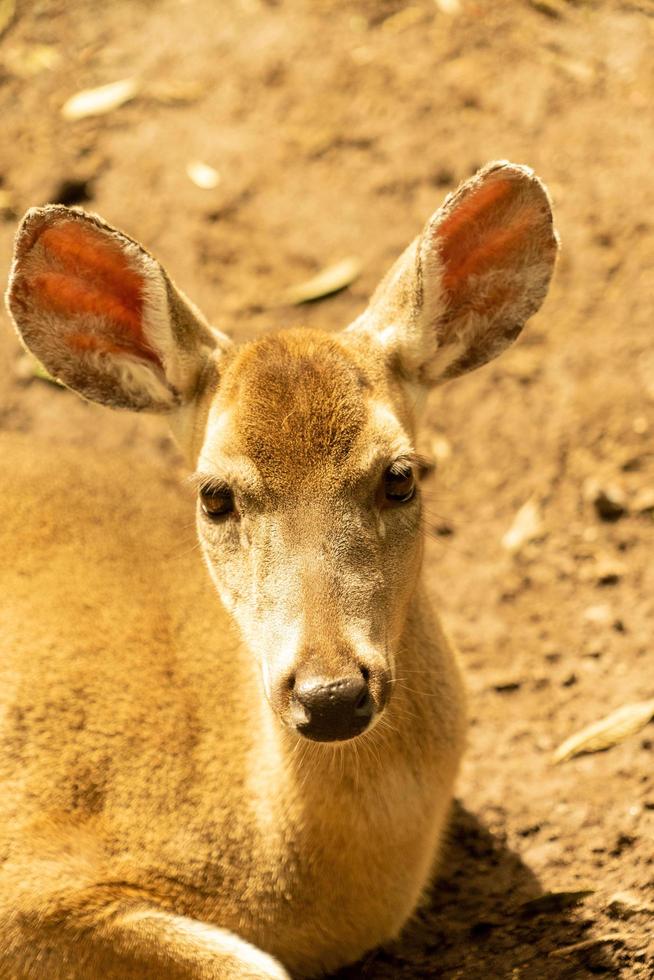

{"left": 6, "top": 161, "right": 558, "bottom": 743}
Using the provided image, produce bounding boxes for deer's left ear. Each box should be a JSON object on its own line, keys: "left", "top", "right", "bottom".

{"left": 347, "top": 161, "right": 559, "bottom": 385}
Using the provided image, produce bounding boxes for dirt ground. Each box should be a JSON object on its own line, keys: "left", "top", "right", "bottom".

{"left": 1, "top": 0, "right": 653, "bottom": 976}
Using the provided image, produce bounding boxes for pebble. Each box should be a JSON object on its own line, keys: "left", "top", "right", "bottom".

{"left": 583, "top": 604, "right": 613, "bottom": 626}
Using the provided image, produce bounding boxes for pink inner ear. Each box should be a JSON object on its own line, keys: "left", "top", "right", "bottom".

{"left": 25, "top": 221, "right": 162, "bottom": 367}
{"left": 436, "top": 177, "right": 544, "bottom": 304}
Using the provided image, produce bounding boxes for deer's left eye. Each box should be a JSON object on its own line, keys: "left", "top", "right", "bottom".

{"left": 382, "top": 464, "right": 416, "bottom": 505}
{"left": 200, "top": 485, "right": 235, "bottom": 521}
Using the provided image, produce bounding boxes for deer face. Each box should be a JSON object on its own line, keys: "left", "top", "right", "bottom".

{"left": 194, "top": 330, "right": 421, "bottom": 740}
{"left": 6, "top": 161, "right": 558, "bottom": 742}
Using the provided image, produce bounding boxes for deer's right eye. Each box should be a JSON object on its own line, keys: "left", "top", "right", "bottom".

{"left": 200, "top": 485, "right": 235, "bottom": 521}
{"left": 382, "top": 464, "right": 416, "bottom": 505}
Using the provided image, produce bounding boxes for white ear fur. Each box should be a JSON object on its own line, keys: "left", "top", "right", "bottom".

{"left": 5, "top": 206, "right": 232, "bottom": 412}
{"left": 347, "top": 161, "right": 559, "bottom": 386}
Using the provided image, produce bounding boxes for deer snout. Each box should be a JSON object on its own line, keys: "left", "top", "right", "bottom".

{"left": 290, "top": 669, "right": 372, "bottom": 742}
{"left": 273, "top": 660, "right": 390, "bottom": 743}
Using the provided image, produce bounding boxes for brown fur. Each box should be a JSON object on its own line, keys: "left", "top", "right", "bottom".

{"left": 222, "top": 331, "right": 369, "bottom": 486}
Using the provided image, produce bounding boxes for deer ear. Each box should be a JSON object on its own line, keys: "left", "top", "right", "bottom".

{"left": 5, "top": 206, "right": 231, "bottom": 412}
{"left": 348, "top": 161, "right": 558, "bottom": 385}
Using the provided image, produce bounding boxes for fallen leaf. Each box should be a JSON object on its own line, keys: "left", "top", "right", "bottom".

{"left": 594, "top": 556, "right": 627, "bottom": 586}
{"left": 549, "top": 935, "right": 627, "bottom": 957}
{"left": 0, "top": 0, "right": 15, "bottom": 38}
{"left": 608, "top": 890, "right": 654, "bottom": 918}
{"left": 528, "top": 0, "right": 566, "bottom": 18}
{"left": 433, "top": 0, "right": 461, "bottom": 12}
{"left": 520, "top": 890, "right": 593, "bottom": 916}
{"left": 558, "top": 57, "right": 595, "bottom": 84}
{"left": 620, "top": 448, "right": 651, "bottom": 472}
{"left": 61, "top": 77, "right": 139, "bottom": 121}
{"left": 494, "top": 680, "right": 521, "bottom": 693}
{"left": 579, "top": 554, "right": 628, "bottom": 586}
{"left": 492, "top": 678, "right": 522, "bottom": 694}
{"left": 502, "top": 496, "right": 544, "bottom": 553}
{"left": 381, "top": 6, "right": 425, "bottom": 33}
{"left": 350, "top": 45, "right": 373, "bottom": 66}
{"left": 146, "top": 80, "right": 204, "bottom": 105}
{"left": 633, "top": 488, "right": 654, "bottom": 514}
{"left": 2, "top": 42, "right": 61, "bottom": 77}
{"left": 186, "top": 161, "right": 221, "bottom": 190}
{"left": 552, "top": 699, "right": 654, "bottom": 764}
{"left": 284, "top": 257, "right": 361, "bottom": 305}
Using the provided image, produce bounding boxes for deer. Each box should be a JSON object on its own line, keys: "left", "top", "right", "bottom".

{"left": 0, "top": 161, "right": 558, "bottom": 979}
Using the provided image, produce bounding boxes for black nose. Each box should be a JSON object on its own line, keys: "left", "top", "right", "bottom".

{"left": 290, "top": 670, "right": 374, "bottom": 742}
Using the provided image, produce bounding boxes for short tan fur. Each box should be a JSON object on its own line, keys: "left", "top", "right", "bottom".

{"left": 1, "top": 161, "right": 558, "bottom": 978}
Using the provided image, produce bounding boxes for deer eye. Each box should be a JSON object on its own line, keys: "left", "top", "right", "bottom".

{"left": 383, "top": 463, "right": 416, "bottom": 505}
{"left": 199, "top": 484, "right": 235, "bottom": 521}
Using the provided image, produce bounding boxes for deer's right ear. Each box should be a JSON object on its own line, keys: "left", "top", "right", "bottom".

{"left": 347, "top": 161, "right": 558, "bottom": 388}
{"left": 5, "top": 206, "right": 231, "bottom": 412}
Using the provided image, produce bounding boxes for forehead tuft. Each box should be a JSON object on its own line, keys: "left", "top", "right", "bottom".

{"left": 220, "top": 330, "right": 369, "bottom": 481}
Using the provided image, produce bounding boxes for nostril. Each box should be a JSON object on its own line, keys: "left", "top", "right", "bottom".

{"left": 355, "top": 686, "right": 368, "bottom": 710}
{"left": 354, "top": 687, "right": 373, "bottom": 717}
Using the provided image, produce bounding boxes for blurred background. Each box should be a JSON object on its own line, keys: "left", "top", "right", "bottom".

{"left": 1, "top": 1, "right": 653, "bottom": 976}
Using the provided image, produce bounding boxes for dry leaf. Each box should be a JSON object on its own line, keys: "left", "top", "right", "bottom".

{"left": 2, "top": 42, "right": 61, "bottom": 77}
{"left": 558, "top": 57, "right": 595, "bottom": 84}
{"left": 552, "top": 699, "right": 654, "bottom": 764}
{"left": 433, "top": 0, "right": 461, "bottom": 13}
{"left": 146, "top": 80, "right": 204, "bottom": 105}
{"left": 285, "top": 257, "right": 361, "bottom": 305}
{"left": 633, "top": 488, "right": 654, "bottom": 514}
{"left": 381, "top": 6, "right": 425, "bottom": 32}
{"left": 549, "top": 935, "right": 627, "bottom": 957}
{"left": 186, "top": 161, "right": 221, "bottom": 190}
{"left": 61, "top": 78, "right": 139, "bottom": 121}
{"left": 502, "top": 496, "right": 544, "bottom": 553}
{"left": 0, "top": 0, "right": 15, "bottom": 37}
{"left": 492, "top": 678, "right": 522, "bottom": 693}
{"left": 528, "top": 0, "right": 566, "bottom": 17}
{"left": 608, "top": 890, "right": 654, "bottom": 918}
{"left": 593, "top": 556, "right": 627, "bottom": 586}
{"left": 350, "top": 45, "right": 373, "bottom": 66}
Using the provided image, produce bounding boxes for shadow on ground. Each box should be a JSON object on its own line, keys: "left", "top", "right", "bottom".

{"left": 330, "top": 803, "right": 614, "bottom": 979}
